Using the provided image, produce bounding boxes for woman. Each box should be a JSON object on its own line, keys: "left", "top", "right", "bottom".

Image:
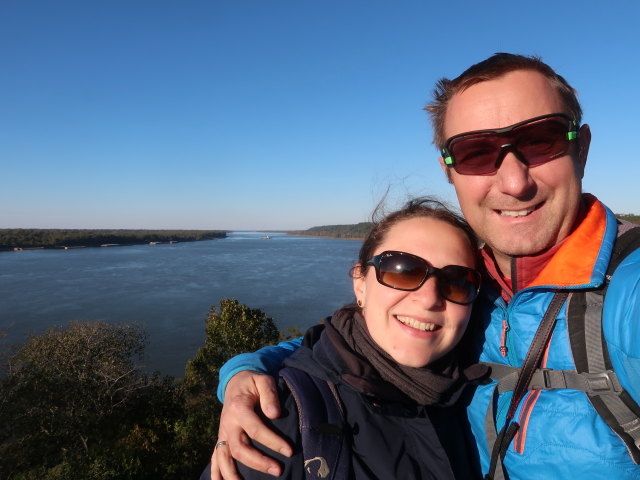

{"left": 207, "top": 198, "right": 488, "bottom": 479}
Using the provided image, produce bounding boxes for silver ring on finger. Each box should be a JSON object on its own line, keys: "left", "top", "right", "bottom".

{"left": 215, "top": 440, "right": 228, "bottom": 450}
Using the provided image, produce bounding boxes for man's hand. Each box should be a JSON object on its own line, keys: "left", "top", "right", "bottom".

{"left": 209, "top": 371, "right": 293, "bottom": 479}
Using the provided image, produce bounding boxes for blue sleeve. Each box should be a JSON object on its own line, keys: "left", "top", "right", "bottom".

{"left": 216, "top": 337, "right": 303, "bottom": 402}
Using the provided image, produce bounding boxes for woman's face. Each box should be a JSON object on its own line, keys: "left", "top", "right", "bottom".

{"left": 353, "top": 216, "right": 477, "bottom": 368}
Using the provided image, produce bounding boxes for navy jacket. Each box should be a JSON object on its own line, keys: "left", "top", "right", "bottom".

{"left": 236, "top": 325, "right": 482, "bottom": 480}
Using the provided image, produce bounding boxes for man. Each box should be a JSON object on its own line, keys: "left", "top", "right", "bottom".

{"left": 210, "top": 54, "right": 640, "bottom": 479}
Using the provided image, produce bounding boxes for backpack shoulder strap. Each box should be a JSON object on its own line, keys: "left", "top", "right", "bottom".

{"left": 567, "top": 226, "right": 640, "bottom": 463}
{"left": 279, "top": 367, "right": 350, "bottom": 480}
{"left": 484, "top": 291, "right": 569, "bottom": 480}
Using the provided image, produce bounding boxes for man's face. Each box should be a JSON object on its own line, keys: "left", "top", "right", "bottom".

{"left": 441, "top": 70, "right": 590, "bottom": 272}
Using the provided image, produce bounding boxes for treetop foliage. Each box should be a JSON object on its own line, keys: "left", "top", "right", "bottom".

{"left": 0, "top": 321, "right": 184, "bottom": 480}
{"left": 182, "top": 299, "right": 280, "bottom": 480}
{"left": 184, "top": 298, "right": 279, "bottom": 399}
{"left": 0, "top": 299, "right": 285, "bottom": 480}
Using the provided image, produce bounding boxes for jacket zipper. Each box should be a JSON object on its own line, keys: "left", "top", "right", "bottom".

{"left": 500, "top": 319, "right": 509, "bottom": 357}
{"left": 512, "top": 338, "right": 552, "bottom": 454}
{"left": 495, "top": 299, "right": 516, "bottom": 427}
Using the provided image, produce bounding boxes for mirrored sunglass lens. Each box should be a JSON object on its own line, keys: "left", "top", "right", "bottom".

{"left": 379, "top": 254, "right": 426, "bottom": 289}
{"left": 437, "top": 266, "right": 478, "bottom": 303}
{"left": 449, "top": 135, "right": 500, "bottom": 174}
{"left": 516, "top": 120, "right": 570, "bottom": 164}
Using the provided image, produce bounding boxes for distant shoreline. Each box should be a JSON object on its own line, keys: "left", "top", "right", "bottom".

{"left": 286, "top": 233, "right": 364, "bottom": 241}
{"left": 0, "top": 229, "right": 227, "bottom": 252}
{"left": 7, "top": 240, "right": 197, "bottom": 252}
{"left": 286, "top": 222, "right": 372, "bottom": 241}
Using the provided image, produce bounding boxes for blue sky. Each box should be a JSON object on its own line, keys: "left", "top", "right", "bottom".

{"left": 2, "top": 1, "right": 639, "bottom": 230}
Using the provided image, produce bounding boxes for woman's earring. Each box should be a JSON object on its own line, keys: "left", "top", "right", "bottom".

{"left": 357, "top": 299, "right": 363, "bottom": 307}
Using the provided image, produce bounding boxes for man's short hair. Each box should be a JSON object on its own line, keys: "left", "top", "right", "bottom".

{"left": 424, "top": 53, "right": 583, "bottom": 150}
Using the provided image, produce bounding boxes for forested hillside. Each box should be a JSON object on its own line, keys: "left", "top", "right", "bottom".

{"left": 288, "top": 222, "right": 372, "bottom": 240}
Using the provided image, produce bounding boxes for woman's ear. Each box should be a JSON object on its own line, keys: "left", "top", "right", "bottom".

{"left": 352, "top": 264, "right": 366, "bottom": 305}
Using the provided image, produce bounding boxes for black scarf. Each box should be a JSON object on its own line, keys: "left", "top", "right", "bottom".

{"left": 324, "top": 305, "right": 488, "bottom": 407}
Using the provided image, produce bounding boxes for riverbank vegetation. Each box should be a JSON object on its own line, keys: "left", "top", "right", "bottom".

{"left": 617, "top": 213, "right": 640, "bottom": 224}
{"left": 0, "top": 229, "right": 227, "bottom": 251}
{"left": 288, "top": 213, "right": 640, "bottom": 241}
{"left": 288, "top": 222, "right": 372, "bottom": 240}
{"left": 0, "top": 299, "right": 286, "bottom": 480}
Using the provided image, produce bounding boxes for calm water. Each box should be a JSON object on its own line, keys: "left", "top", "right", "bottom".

{"left": 0, "top": 232, "right": 361, "bottom": 377}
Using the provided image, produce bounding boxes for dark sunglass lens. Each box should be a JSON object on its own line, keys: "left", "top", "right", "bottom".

{"left": 379, "top": 253, "right": 426, "bottom": 290}
{"left": 449, "top": 135, "right": 500, "bottom": 175}
{"left": 437, "top": 266, "right": 479, "bottom": 304}
{"left": 516, "top": 120, "right": 571, "bottom": 165}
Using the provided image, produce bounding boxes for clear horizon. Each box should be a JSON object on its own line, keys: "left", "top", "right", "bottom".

{"left": 2, "top": 1, "right": 639, "bottom": 231}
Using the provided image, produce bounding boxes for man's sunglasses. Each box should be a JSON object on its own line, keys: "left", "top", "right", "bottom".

{"left": 365, "top": 250, "right": 481, "bottom": 305}
{"left": 441, "top": 113, "right": 580, "bottom": 176}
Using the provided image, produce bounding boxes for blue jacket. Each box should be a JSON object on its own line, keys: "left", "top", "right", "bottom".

{"left": 218, "top": 195, "right": 640, "bottom": 479}
{"left": 470, "top": 195, "right": 640, "bottom": 479}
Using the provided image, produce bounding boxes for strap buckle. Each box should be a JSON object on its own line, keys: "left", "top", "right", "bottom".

{"left": 541, "top": 369, "right": 557, "bottom": 390}
{"left": 538, "top": 368, "right": 569, "bottom": 390}
{"left": 584, "top": 371, "right": 623, "bottom": 394}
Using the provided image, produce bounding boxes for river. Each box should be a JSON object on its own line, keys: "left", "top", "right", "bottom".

{"left": 0, "top": 232, "right": 362, "bottom": 377}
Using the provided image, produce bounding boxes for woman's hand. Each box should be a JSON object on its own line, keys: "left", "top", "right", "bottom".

{"left": 209, "top": 371, "right": 293, "bottom": 479}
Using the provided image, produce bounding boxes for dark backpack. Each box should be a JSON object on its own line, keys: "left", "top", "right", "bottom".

{"left": 198, "top": 364, "right": 349, "bottom": 480}
{"left": 279, "top": 367, "right": 350, "bottom": 480}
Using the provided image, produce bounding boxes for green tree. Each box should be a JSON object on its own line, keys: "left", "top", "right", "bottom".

{"left": 0, "top": 300, "right": 286, "bottom": 479}
{"left": 180, "top": 299, "right": 279, "bottom": 468}
{"left": 0, "top": 321, "right": 183, "bottom": 480}
{"left": 279, "top": 325, "right": 304, "bottom": 341}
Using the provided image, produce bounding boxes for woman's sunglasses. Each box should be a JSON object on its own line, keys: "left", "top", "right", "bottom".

{"left": 441, "top": 113, "right": 580, "bottom": 176}
{"left": 365, "top": 250, "right": 481, "bottom": 305}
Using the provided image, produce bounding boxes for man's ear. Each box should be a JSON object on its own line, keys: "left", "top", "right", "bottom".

{"left": 576, "top": 124, "right": 591, "bottom": 178}
{"left": 439, "top": 157, "right": 454, "bottom": 184}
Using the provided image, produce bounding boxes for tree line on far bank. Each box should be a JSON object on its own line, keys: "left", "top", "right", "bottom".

{"left": 617, "top": 214, "right": 640, "bottom": 224}
{"left": 288, "top": 222, "right": 372, "bottom": 240}
{"left": 0, "top": 298, "right": 302, "bottom": 480}
{"left": 0, "top": 229, "right": 227, "bottom": 250}
{"left": 287, "top": 213, "right": 640, "bottom": 241}
{"left": 4, "top": 212, "right": 638, "bottom": 250}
